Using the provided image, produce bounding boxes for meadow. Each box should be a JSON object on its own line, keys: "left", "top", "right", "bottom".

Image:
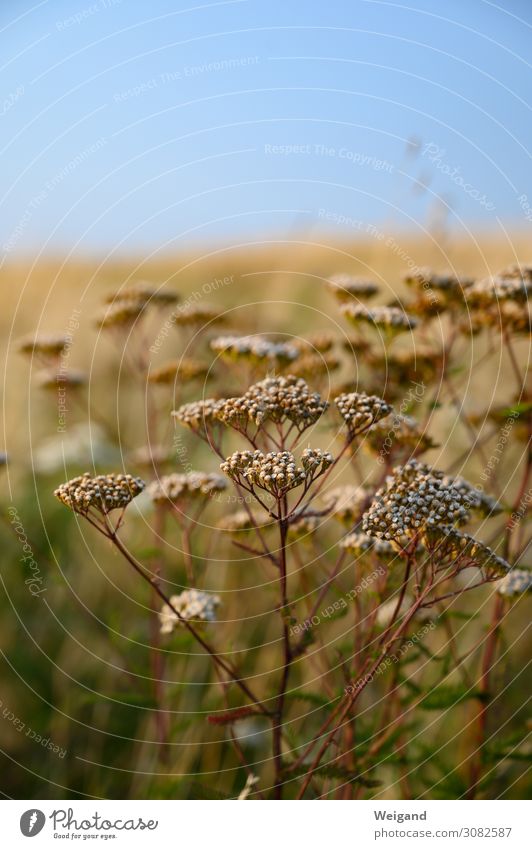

{"left": 0, "top": 232, "right": 530, "bottom": 799}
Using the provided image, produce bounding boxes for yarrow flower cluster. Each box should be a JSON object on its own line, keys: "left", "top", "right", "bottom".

{"left": 18, "top": 334, "right": 69, "bottom": 359}
{"left": 422, "top": 526, "right": 510, "bottom": 577}
{"left": 54, "top": 473, "right": 145, "bottom": 515}
{"left": 335, "top": 392, "right": 392, "bottom": 435}
{"left": 362, "top": 460, "right": 469, "bottom": 541}
{"left": 327, "top": 274, "right": 379, "bottom": 301}
{"left": 220, "top": 448, "right": 330, "bottom": 497}
{"left": 210, "top": 335, "right": 299, "bottom": 365}
{"left": 159, "top": 589, "right": 221, "bottom": 633}
{"left": 340, "top": 532, "right": 396, "bottom": 558}
{"left": 341, "top": 303, "right": 418, "bottom": 333}
{"left": 172, "top": 399, "right": 223, "bottom": 435}
{"left": 148, "top": 359, "right": 209, "bottom": 384}
{"left": 173, "top": 303, "right": 225, "bottom": 326}
{"left": 216, "top": 375, "right": 328, "bottom": 434}
{"left": 440, "top": 475, "right": 502, "bottom": 518}
{"left": 147, "top": 472, "right": 227, "bottom": 505}
{"left": 105, "top": 282, "right": 179, "bottom": 308}
{"left": 497, "top": 569, "right": 532, "bottom": 597}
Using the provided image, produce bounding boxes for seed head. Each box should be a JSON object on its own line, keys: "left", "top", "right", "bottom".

{"left": 335, "top": 392, "right": 392, "bottom": 435}
{"left": 216, "top": 375, "right": 328, "bottom": 433}
{"left": 105, "top": 282, "right": 179, "bottom": 307}
{"left": 18, "top": 334, "right": 69, "bottom": 359}
{"left": 422, "top": 525, "right": 511, "bottom": 576}
{"left": 366, "top": 414, "right": 436, "bottom": 457}
{"left": 221, "top": 449, "right": 306, "bottom": 497}
{"left": 96, "top": 300, "right": 145, "bottom": 328}
{"left": 327, "top": 274, "right": 379, "bottom": 301}
{"left": 210, "top": 335, "right": 299, "bottom": 366}
{"left": 148, "top": 359, "right": 209, "bottom": 384}
{"left": 54, "top": 472, "right": 145, "bottom": 515}
{"left": 173, "top": 303, "right": 226, "bottom": 327}
{"left": 341, "top": 304, "right": 418, "bottom": 333}
{"left": 147, "top": 472, "right": 227, "bottom": 505}
{"left": 172, "top": 398, "right": 224, "bottom": 435}
{"left": 362, "top": 459, "right": 470, "bottom": 541}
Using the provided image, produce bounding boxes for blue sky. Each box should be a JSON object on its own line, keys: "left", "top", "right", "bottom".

{"left": 1, "top": 0, "right": 532, "bottom": 257}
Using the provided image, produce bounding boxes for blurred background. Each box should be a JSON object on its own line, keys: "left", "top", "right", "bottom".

{"left": 0, "top": 0, "right": 531, "bottom": 799}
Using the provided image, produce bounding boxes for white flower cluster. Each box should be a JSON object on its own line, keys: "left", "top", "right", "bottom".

{"left": 497, "top": 569, "right": 532, "bottom": 597}
{"left": 159, "top": 589, "right": 221, "bottom": 633}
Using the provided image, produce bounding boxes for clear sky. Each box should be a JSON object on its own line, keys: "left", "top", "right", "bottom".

{"left": 1, "top": 0, "right": 532, "bottom": 258}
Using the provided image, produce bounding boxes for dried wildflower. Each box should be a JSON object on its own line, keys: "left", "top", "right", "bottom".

{"left": 497, "top": 568, "right": 532, "bottom": 597}
{"left": 0, "top": 452, "right": 7, "bottom": 467}
{"left": 54, "top": 472, "right": 145, "bottom": 515}
{"left": 466, "top": 273, "right": 531, "bottom": 307}
{"left": 404, "top": 268, "right": 472, "bottom": 307}
{"left": 36, "top": 369, "right": 87, "bottom": 390}
{"left": 105, "top": 282, "right": 179, "bottom": 307}
{"left": 222, "top": 450, "right": 305, "bottom": 497}
{"left": 173, "top": 303, "right": 226, "bottom": 327}
{"left": 440, "top": 475, "right": 502, "bottom": 517}
{"left": 211, "top": 335, "right": 299, "bottom": 366}
{"left": 366, "top": 414, "right": 436, "bottom": 458}
{"left": 18, "top": 334, "right": 69, "bottom": 359}
{"left": 335, "top": 392, "right": 392, "bottom": 435}
{"left": 293, "top": 332, "right": 335, "bottom": 353}
{"left": 216, "top": 375, "right": 328, "bottom": 434}
{"left": 301, "top": 448, "right": 334, "bottom": 475}
{"left": 341, "top": 304, "right": 418, "bottom": 334}
{"left": 159, "top": 589, "right": 220, "bottom": 633}
{"left": 322, "top": 485, "right": 370, "bottom": 526}
{"left": 327, "top": 274, "right": 379, "bottom": 302}
{"left": 147, "top": 472, "right": 227, "bottom": 505}
{"left": 221, "top": 449, "right": 327, "bottom": 498}
{"left": 422, "top": 526, "right": 510, "bottom": 576}
{"left": 340, "top": 532, "right": 395, "bottom": 558}
{"left": 172, "top": 398, "right": 223, "bottom": 436}
{"left": 362, "top": 460, "right": 469, "bottom": 541}
{"left": 96, "top": 300, "right": 145, "bottom": 329}
{"left": 148, "top": 358, "right": 209, "bottom": 384}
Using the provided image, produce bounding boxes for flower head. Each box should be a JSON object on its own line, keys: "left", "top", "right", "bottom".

{"left": 327, "top": 274, "right": 379, "bottom": 301}
{"left": 147, "top": 472, "right": 227, "bottom": 505}
{"left": 340, "top": 532, "right": 395, "bottom": 558}
{"left": 216, "top": 375, "right": 328, "bottom": 433}
{"left": 173, "top": 303, "right": 226, "bottom": 327}
{"left": 335, "top": 392, "right": 392, "bottom": 435}
{"left": 18, "top": 334, "right": 69, "bottom": 359}
{"left": 105, "top": 282, "right": 179, "bottom": 308}
{"left": 54, "top": 472, "right": 145, "bottom": 515}
{"left": 341, "top": 304, "right": 417, "bottom": 334}
{"left": 160, "top": 589, "right": 220, "bottom": 633}
{"left": 148, "top": 359, "right": 209, "bottom": 384}
{"left": 210, "top": 335, "right": 299, "bottom": 366}
{"left": 497, "top": 568, "right": 532, "bottom": 597}
{"left": 221, "top": 449, "right": 306, "bottom": 497}
{"left": 171, "top": 398, "right": 224, "bottom": 436}
{"left": 362, "top": 460, "right": 469, "bottom": 541}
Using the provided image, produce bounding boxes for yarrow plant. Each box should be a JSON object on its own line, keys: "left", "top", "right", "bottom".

{"left": 26, "top": 259, "right": 529, "bottom": 800}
